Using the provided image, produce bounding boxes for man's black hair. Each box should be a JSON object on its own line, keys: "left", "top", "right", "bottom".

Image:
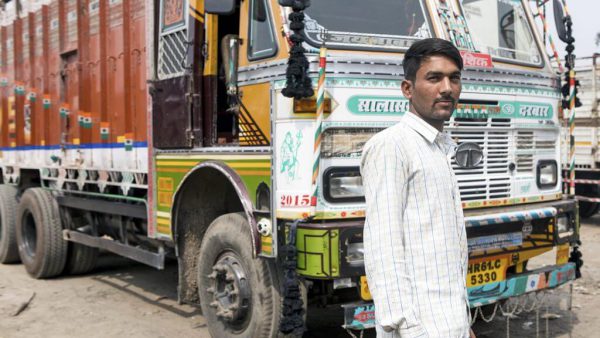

{"left": 403, "top": 38, "right": 463, "bottom": 82}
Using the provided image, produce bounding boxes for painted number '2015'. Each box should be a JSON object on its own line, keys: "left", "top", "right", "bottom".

{"left": 280, "top": 194, "right": 311, "bottom": 207}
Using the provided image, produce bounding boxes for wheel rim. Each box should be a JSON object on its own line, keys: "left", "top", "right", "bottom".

{"left": 21, "top": 210, "right": 37, "bottom": 258}
{"left": 206, "top": 252, "right": 252, "bottom": 331}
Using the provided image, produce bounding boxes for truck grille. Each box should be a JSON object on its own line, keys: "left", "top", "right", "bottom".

{"left": 448, "top": 119, "right": 511, "bottom": 201}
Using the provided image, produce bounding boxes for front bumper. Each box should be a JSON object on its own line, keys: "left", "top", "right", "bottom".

{"left": 334, "top": 198, "right": 580, "bottom": 330}
{"left": 291, "top": 199, "right": 578, "bottom": 279}
{"left": 341, "top": 262, "right": 577, "bottom": 330}
{"left": 464, "top": 199, "right": 579, "bottom": 256}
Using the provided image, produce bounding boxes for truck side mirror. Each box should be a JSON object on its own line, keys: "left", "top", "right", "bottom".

{"left": 205, "top": 0, "right": 236, "bottom": 15}
{"left": 221, "top": 35, "right": 239, "bottom": 97}
{"left": 553, "top": 0, "right": 571, "bottom": 43}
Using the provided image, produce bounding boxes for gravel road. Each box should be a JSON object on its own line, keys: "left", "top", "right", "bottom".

{"left": 1, "top": 219, "right": 600, "bottom": 338}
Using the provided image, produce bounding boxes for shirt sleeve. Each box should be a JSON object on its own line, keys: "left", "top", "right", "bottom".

{"left": 360, "top": 135, "right": 426, "bottom": 336}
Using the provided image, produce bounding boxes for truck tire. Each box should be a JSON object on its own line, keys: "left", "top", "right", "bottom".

{"left": 197, "top": 213, "right": 283, "bottom": 338}
{"left": 16, "top": 188, "right": 68, "bottom": 278}
{"left": 0, "top": 185, "right": 20, "bottom": 263}
{"left": 578, "top": 201, "right": 599, "bottom": 218}
{"left": 64, "top": 243, "right": 98, "bottom": 275}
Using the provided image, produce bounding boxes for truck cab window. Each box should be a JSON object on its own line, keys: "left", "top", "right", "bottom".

{"left": 248, "top": 0, "right": 277, "bottom": 60}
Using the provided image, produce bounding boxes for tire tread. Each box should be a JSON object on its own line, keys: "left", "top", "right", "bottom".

{"left": 0, "top": 185, "right": 20, "bottom": 263}
{"left": 17, "top": 188, "right": 67, "bottom": 278}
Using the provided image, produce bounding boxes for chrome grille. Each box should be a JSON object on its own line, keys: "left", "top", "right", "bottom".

{"left": 516, "top": 131, "right": 534, "bottom": 173}
{"left": 448, "top": 122, "right": 511, "bottom": 201}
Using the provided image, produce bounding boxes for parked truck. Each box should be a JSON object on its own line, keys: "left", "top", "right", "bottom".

{"left": 560, "top": 55, "right": 600, "bottom": 217}
{"left": 0, "top": 0, "right": 581, "bottom": 336}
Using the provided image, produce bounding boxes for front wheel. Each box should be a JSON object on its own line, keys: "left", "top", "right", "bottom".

{"left": 197, "top": 213, "right": 283, "bottom": 338}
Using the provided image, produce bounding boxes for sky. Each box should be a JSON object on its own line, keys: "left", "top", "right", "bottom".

{"left": 529, "top": 0, "right": 600, "bottom": 65}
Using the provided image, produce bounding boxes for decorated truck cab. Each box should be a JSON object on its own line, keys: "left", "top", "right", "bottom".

{"left": 0, "top": 0, "right": 580, "bottom": 336}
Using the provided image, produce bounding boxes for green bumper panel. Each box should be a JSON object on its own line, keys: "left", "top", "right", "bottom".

{"left": 295, "top": 227, "right": 340, "bottom": 278}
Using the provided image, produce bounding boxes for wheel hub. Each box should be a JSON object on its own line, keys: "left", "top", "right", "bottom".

{"left": 206, "top": 254, "right": 251, "bottom": 324}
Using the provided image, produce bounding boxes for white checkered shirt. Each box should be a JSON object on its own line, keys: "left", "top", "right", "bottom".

{"left": 360, "top": 112, "right": 470, "bottom": 338}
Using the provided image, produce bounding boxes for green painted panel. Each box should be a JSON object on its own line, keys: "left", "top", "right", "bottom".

{"left": 347, "top": 95, "right": 408, "bottom": 115}
{"left": 295, "top": 227, "right": 340, "bottom": 278}
{"left": 154, "top": 156, "right": 272, "bottom": 215}
{"left": 345, "top": 95, "right": 554, "bottom": 120}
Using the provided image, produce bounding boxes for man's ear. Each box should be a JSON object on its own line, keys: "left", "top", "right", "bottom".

{"left": 401, "top": 79, "right": 413, "bottom": 100}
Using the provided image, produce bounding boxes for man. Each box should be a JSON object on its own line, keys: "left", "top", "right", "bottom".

{"left": 360, "top": 38, "right": 474, "bottom": 338}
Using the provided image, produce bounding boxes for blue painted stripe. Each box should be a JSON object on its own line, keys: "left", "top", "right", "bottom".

{"left": 0, "top": 142, "right": 148, "bottom": 151}
{"left": 466, "top": 207, "right": 557, "bottom": 227}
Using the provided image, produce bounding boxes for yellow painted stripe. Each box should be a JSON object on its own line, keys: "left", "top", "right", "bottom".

{"left": 157, "top": 168, "right": 190, "bottom": 173}
{"left": 157, "top": 154, "right": 271, "bottom": 160}
{"left": 157, "top": 217, "right": 171, "bottom": 226}
{"left": 204, "top": 15, "right": 218, "bottom": 76}
{"left": 575, "top": 141, "right": 592, "bottom": 146}
{"left": 156, "top": 161, "right": 270, "bottom": 168}
{"left": 189, "top": 0, "right": 204, "bottom": 9}
{"left": 189, "top": 8, "right": 204, "bottom": 23}
{"left": 156, "top": 167, "right": 270, "bottom": 176}
{"left": 236, "top": 170, "right": 270, "bottom": 176}
{"left": 157, "top": 226, "right": 172, "bottom": 235}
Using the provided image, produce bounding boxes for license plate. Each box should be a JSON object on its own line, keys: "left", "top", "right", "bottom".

{"left": 342, "top": 303, "right": 376, "bottom": 330}
{"left": 360, "top": 276, "right": 372, "bottom": 300}
{"left": 467, "top": 255, "right": 509, "bottom": 287}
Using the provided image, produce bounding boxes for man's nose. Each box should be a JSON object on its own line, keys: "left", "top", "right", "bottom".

{"left": 440, "top": 77, "right": 452, "bottom": 95}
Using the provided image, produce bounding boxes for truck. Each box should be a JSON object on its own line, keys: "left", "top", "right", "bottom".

{"left": 0, "top": 0, "right": 581, "bottom": 336}
{"left": 560, "top": 54, "right": 600, "bottom": 217}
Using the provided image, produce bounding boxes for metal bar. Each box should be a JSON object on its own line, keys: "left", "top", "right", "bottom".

{"left": 63, "top": 230, "right": 164, "bottom": 269}
{"left": 56, "top": 195, "right": 147, "bottom": 219}
{"left": 575, "top": 196, "right": 600, "bottom": 203}
{"left": 562, "top": 178, "right": 600, "bottom": 184}
{"left": 593, "top": 53, "right": 599, "bottom": 117}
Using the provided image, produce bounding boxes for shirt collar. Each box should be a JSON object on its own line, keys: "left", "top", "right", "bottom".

{"left": 403, "top": 112, "right": 440, "bottom": 144}
{"left": 402, "top": 112, "right": 457, "bottom": 155}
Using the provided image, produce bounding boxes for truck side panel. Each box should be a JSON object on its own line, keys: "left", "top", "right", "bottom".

{"left": 0, "top": 0, "right": 148, "bottom": 171}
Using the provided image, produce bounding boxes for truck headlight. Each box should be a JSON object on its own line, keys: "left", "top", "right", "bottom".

{"left": 557, "top": 216, "right": 569, "bottom": 232}
{"left": 537, "top": 160, "right": 557, "bottom": 188}
{"left": 324, "top": 167, "right": 364, "bottom": 202}
{"left": 346, "top": 242, "right": 364, "bottom": 266}
{"left": 557, "top": 216, "right": 573, "bottom": 238}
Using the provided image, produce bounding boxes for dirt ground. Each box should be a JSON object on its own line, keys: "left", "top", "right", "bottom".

{"left": 1, "top": 219, "right": 600, "bottom": 338}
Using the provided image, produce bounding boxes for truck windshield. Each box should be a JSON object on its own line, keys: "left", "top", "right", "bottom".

{"left": 303, "top": 0, "right": 431, "bottom": 50}
{"left": 461, "top": 0, "right": 542, "bottom": 65}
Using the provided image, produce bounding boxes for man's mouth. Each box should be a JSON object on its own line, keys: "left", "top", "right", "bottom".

{"left": 435, "top": 100, "right": 455, "bottom": 108}
{"left": 435, "top": 98, "right": 455, "bottom": 105}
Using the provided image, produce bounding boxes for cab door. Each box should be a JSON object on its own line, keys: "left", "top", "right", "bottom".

{"left": 152, "top": 0, "right": 204, "bottom": 149}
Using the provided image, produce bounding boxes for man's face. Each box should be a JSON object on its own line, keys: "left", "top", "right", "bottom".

{"left": 401, "top": 55, "right": 462, "bottom": 129}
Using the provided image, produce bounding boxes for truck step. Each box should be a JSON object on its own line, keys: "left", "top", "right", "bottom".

{"left": 63, "top": 230, "right": 165, "bottom": 270}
